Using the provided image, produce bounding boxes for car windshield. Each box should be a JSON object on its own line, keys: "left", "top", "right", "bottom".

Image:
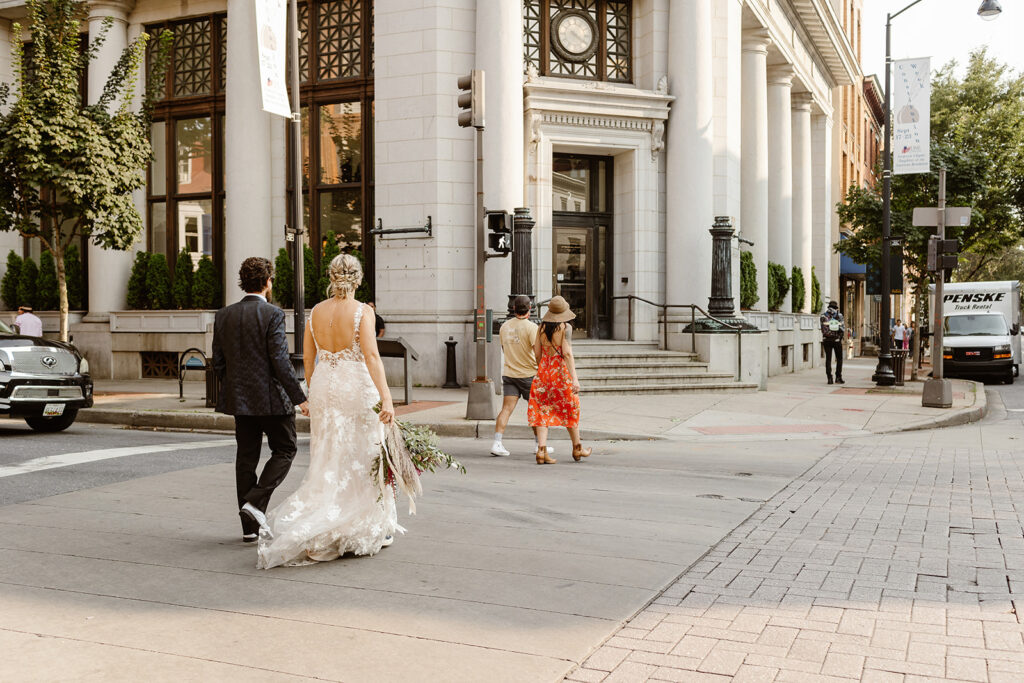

{"left": 0, "top": 319, "right": 12, "bottom": 334}
{"left": 943, "top": 314, "right": 1008, "bottom": 337}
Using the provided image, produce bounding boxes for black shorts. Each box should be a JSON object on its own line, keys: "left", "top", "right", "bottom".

{"left": 502, "top": 376, "right": 534, "bottom": 400}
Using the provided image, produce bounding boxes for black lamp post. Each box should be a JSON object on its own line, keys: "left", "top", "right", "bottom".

{"left": 872, "top": 0, "right": 1001, "bottom": 386}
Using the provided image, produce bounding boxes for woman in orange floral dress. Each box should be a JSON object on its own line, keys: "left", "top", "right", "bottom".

{"left": 527, "top": 296, "right": 592, "bottom": 465}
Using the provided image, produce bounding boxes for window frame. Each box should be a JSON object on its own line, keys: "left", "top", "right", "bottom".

{"left": 145, "top": 14, "right": 227, "bottom": 279}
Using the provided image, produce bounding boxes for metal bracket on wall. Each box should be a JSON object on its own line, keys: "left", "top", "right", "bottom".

{"left": 371, "top": 216, "right": 433, "bottom": 237}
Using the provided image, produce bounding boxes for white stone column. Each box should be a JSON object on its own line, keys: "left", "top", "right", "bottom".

{"left": 477, "top": 0, "right": 523, "bottom": 316}
{"left": 86, "top": 3, "right": 135, "bottom": 317}
{"left": 812, "top": 113, "right": 834, "bottom": 303}
{"left": 666, "top": 0, "right": 714, "bottom": 313}
{"left": 791, "top": 93, "right": 813, "bottom": 313}
{"left": 225, "top": 0, "right": 274, "bottom": 305}
{"left": 740, "top": 30, "right": 770, "bottom": 311}
{"left": 766, "top": 65, "right": 794, "bottom": 312}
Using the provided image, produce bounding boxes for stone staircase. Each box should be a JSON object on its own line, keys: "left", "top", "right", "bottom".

{"left": 572, "top": 340, "right": 759, "bottom": 394}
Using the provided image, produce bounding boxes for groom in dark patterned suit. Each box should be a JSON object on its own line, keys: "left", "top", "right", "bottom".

{"left": 213, "top": 257, "right": 309, "bottom": 542}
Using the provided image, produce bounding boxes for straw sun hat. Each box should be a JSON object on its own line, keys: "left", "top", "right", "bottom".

{"left": 542, "top": 295, "right": 576, "bottom": 323}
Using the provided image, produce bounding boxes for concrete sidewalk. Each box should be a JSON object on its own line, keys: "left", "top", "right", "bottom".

{"left": 82, "top": 360, "right": 985, "bottom": 441}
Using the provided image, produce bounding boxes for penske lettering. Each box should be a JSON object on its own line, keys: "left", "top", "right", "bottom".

{"left": 943, "top": 293, "right": 1006, "bottom": 303}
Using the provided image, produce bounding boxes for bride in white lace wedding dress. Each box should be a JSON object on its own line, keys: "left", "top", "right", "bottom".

{"left": 257, "top": 254, "right": 400, "bottom": 569}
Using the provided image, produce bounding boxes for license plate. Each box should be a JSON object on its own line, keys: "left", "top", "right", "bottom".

{"left": 42, "top": 403, "right": 65, "bottom": 416}
{"left": 966, "top": 351, "right": 981, "bottom": 356}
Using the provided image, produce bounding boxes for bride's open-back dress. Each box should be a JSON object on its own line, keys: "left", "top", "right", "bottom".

{"left": 257, "top": 303, "right": 401, "bottom": 569}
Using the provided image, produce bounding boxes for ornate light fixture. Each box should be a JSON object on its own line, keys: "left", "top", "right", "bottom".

{"left": 977, "top": 0, "right": 1003, "bottom": 20}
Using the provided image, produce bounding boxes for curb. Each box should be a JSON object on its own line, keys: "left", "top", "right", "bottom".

{"left": 872, "top": 379, "right": 988, "bottom": 434}
{"left": 77, "top": 408, "right": 657, "bottom": 442}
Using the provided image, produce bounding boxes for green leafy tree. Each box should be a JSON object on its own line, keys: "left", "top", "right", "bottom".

{"left": 125, "top": 251, "right": 149, "bottom": 309}
{"left": 740, "top": 251, "right": 758, "bottom": 310}
{"left": 303, "top": 243, "right": 317, "bottom": 308}
{"left": 811, "top": 266, "right": 823, "bottom": 314}
{"left": 37, "top": 250, "right": 59, "bottom": 310}
{"left": 171, "top": 249, "right": 193, "bottom": 309}
{"left": 191, "top": 254, "right": 220, "bottom": 309}
{"left": 17, "top": 257, "right": 39, "bottom": 310}
{"left": 63, "top": 243, "right": 83, "bottom": 309}
{"left": 767, "top": 262, "right": 790, "bottom": 312}
{"left": 274, "top": 247, "right": 294, "bottom": 308}
{"left": 1, "top": 251, "right": 22, "bottom": 310}
{"left": 835, "top": 49, "right": 1024, "bottom": 306}
{"left": 319, "top": 231, "right": 340, "bottom": 300}
{"left": 791, "top": 267, "right": 806, "bottom": 313}
{"left": 145, "top": 252, "right": 171, "bottom": 309}
{"left": 0, "top": 0, "right": 171, "bottom": 339}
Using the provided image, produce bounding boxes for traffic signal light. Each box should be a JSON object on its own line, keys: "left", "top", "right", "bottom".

{"left": 486, "top": 210, "right": 513, "bottom": 254}
{"left": 927, "top": 236, "right": 958, "bottom": 279}
{"left": 457, "top": 70, "right": 484, "bottom": 129}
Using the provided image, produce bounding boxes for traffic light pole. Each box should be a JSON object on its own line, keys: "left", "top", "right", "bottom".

{"left": 923, "top": 168, "right": 952, "bottom": 407}
{"left": 872, "top": 12, "right": 897, "bottom": 386}
{"left": 466, "top": 125, "right": 496, "bottom": 419}
{"left": 288, "top": 0, "right": 305, "bottom": 381}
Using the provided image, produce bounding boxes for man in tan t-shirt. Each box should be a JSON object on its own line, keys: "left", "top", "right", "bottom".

{"left": 491, "top": 295, "right": 552, "bottom": 457}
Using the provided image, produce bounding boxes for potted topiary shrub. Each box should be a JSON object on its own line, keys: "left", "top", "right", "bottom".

{"left": 145, "top": 252, "right": 172, "bottom": 310}
{"left": 1, "top": 251, "right": 22, "bottom": 310}
{"left": 172, "top": 248, "right": 194, "bottom": 310}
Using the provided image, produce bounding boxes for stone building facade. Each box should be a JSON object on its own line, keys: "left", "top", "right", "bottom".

{"left": 0, "top": 0, "right": 858, "bottom": 385}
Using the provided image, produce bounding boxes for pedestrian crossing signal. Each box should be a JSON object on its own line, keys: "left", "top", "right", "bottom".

{"left": 486, "top": 210, "right": 513, "bottom": 255}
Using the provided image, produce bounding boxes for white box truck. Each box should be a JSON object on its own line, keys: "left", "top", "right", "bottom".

{"left": 929, "top": 280, "right": 1021, "bottom": 383}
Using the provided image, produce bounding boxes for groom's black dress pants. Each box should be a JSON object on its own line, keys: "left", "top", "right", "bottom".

{"left": 234, "top": 414, "right": 297, "bottom": 534}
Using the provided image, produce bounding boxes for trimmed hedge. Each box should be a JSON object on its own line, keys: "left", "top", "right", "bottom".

{"left": 767, "top": 261, "right": 790, "bottom": 312}
{"left": 145, "top": 253, "right": 172, "bottom": 310}
{"left": 740, "top": 251, "right": 758, "bottom": 310}
{"left": 17, "top": 257, "right": 39, "bottom": 310}
{"left": 64, "top": 244, "right": 84, "bottom": 310}
{"left": 2, "top": 251, "right": 22, "bottom": 310}
{"left": 191, "top": 255, "right": 220, "bottom": 309}
{"left": 791, "top": 266, "right": 806, "bottom": 313}
{"left": 274, "top": 247, "right": 294, "bottom": 309}
{"left": 811, "top": 266, "right": 823, "bottom": 314}
{"left": 126, "top": 251, "right": 150, "bottom": 309}
{"left": 172, "top": 249, "right": 194, "bottom": 309}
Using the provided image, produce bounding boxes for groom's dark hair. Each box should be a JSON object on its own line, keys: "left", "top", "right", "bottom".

{"left": 238, "top": 257, "right": 274, "bottom": 293}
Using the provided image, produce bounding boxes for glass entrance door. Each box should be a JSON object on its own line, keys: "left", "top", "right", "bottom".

{"left": 554, "top": 226, "right": 591, "bottom": 337}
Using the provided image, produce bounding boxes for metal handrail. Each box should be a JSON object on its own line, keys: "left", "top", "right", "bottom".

{"left": 610, "top": 295, "right": 747, "bottom": 381}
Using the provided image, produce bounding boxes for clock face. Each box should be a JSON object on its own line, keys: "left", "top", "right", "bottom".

{"left": 557, "top": 15, "right": 594, "bottom": 56}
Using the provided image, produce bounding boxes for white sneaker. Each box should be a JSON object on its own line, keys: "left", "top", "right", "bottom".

{"left": 545, "top": 446, "right": 554, "bottom": 455}
{"left": 490, "top": 441, "right": 510, "bottom": 457}
{"left": 240, "top": 503, "right": 272, "bottom": 537}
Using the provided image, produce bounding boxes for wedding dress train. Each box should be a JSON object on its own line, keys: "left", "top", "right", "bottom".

{"left": 257, "top": 304, "right": 400, "bottom": 569}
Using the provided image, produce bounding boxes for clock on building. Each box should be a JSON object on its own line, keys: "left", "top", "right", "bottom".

{"left": 551, "top": 10, "right": 599, "bottom": 63}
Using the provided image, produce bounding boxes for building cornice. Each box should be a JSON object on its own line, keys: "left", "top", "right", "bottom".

{"left": 787, "top": 0, "right": 860, "bottom": 87}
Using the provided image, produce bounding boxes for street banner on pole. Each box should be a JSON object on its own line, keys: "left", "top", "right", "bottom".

{"left": 893, "top": 57, "right": 930, "bottom": 175}
{"left": 254, "top": 0, "right": 291, "bottom": 118}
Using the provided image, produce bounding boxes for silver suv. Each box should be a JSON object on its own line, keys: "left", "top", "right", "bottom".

{"left": 0, "top": 319, "right": 93, "bottom": 431}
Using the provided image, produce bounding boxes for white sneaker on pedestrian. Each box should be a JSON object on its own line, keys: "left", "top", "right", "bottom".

{"left": 545, "top": 446, "right": 554, "bottom": 455}
{"left": 240, "top": 502, "right": 272, "bottom": 537}
{"left": 490, "top": 441, "right": 510, "bottom": 457}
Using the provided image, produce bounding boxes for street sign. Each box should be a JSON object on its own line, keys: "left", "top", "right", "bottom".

{"left": 912, "top": 207, "right": 971, "bottom": 227}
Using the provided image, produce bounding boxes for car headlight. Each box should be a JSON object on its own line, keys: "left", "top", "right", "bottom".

{"left": 994, "top": 344, "right": 1011, "bottom": 354}
{"left": 79, "top": 358, "right": 90, "bottom": 375}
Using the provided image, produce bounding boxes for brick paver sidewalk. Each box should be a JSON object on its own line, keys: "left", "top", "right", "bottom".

{"left": 569, "top": 444, "right": 1024, "bottom": 682}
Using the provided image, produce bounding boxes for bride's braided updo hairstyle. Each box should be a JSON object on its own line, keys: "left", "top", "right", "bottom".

{"left": 326, "top": 253, "right": 363, "bottom": 299}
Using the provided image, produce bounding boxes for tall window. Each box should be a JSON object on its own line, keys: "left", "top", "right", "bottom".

{"left": 524, "top": 0, "right": 632, "bottom": 83}
{"left": 146, "top": 15, "right": 227, "bottom": 276}
{"left": 289, "top": 0, "right": 374, "bottom": 290}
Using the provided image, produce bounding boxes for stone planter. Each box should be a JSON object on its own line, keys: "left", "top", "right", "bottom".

{"left": 110, "top": 310, "right": 218, "bottom": 333}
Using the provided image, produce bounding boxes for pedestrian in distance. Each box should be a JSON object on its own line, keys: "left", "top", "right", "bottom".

{"left": 490, "top": 295, "right": 554, "bottom": 459}
{"left": 821, "top": 300, "right": 845, "bottom": 385}
{"left": 893, "top": 319, "right": 906, "bottom": 350}
{"left": 257, "top": 254, "right": 400, "bottom": 568}
{"left": 212, "top": 257, "right": 309, "bottom": 545}
{"left": 13, "top": 305, "right": 42, "bottom": 338}
{"left": 368, "top": 300, "right": 386, "bottom": 338}
{"left": 528, "top": 296, "right": 592, "bottom": 464}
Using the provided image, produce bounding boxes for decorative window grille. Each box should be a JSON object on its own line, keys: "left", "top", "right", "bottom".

{"left": 523, "top": 0, "right": 632, "bottom": 84}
